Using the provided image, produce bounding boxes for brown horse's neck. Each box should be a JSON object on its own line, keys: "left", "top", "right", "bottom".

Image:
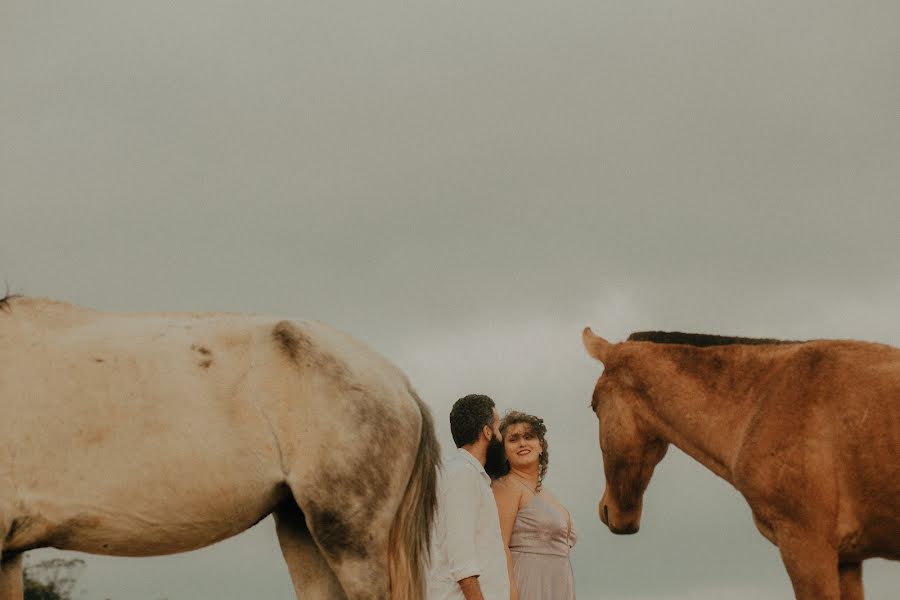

{"left": 623, "top": 343, "right": 783, "bottom": 483}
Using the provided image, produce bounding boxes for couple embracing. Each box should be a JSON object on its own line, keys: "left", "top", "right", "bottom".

{"left": 429, "top": 394, "right": 577, "bottom": 600}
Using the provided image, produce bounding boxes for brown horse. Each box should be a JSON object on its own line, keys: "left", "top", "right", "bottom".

{"left": 0, "top": 296, "right": 439, "bottom": 600}
{"left": 582, "top": 328, "right": 899, "bottom": 600}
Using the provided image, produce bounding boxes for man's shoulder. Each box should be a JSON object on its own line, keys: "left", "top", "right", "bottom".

{"left": 440, "top": 451, "right": 483, "bottom": 483}
{"left": 442, "top": 452, "right": 475, "bottom": 474}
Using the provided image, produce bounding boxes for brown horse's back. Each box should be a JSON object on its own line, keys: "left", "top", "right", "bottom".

{"left": 825, "top": 342, "right": 900, "bottom": 559}
{"left": 744, "top": 340, "right": 900, "bottom": 560}
{"left": 584, "top": 328, "right": 899, "bottom": 598}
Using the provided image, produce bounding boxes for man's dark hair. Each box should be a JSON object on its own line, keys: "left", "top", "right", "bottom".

{"left": 449, "top": 394, "right": 496, "bottom": 448}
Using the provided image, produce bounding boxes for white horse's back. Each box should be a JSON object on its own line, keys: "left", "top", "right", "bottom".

{"left": 0, "top": 297, "right": 439, "bottom": 599}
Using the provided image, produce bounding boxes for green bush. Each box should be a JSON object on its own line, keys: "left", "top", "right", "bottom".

{"left": 24, "top": 579, "right": 63, "bottom": 600}
{"left": 23, "top": 558, "right": 84, "bottom": 600}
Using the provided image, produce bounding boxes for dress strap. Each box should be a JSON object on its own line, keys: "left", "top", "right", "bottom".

{"left": 508, "top": 474, "right": 539, "bottom": 495}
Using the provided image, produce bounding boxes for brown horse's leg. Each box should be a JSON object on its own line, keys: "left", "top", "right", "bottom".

{"left": 274, "top": 505, "right": 347, "bottom": 600}
{"left": 0, "top": 553, "right": 23, "bottom": 600}
{"left": 778, "top": 536, "right": 841, "bottom": 600}
{"left": 838, "top": 562, "right": 864, "bottom": 600}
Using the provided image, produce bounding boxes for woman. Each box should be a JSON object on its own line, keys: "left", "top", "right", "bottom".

{"left": 488, "top": 411, "right": 577, "bottom": 600}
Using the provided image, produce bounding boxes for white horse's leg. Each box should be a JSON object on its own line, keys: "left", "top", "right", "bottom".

{"left": 292, "top": 492, "right": 392, "bottom": 600}
{"left": 311, "top": 540, "right": 389, "bottom": 600}
{"left": 274, "top": 505, "right": 347, "bottom": 600}
{"left": 0, "top": 553, "right": 23, "bottom": 600}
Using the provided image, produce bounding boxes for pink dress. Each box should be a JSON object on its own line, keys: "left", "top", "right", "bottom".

{"left": 509, "top": 493, "right": 577, "bottom": 599}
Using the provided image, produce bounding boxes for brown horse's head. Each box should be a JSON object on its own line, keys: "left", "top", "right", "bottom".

{"left": 582, "top": 327, "right": 669, "bottom": 535}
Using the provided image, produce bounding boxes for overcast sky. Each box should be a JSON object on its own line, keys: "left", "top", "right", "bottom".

{"left": 2, "top": 2, "right": 898, "bottom": 599}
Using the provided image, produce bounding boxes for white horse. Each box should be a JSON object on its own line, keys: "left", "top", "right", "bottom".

{"left": 0, "top": 296, "right": 439, "bottom": 600}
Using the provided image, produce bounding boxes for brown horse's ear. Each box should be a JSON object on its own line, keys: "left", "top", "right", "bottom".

{"left": 582, "top": 327, "right": 611, "bottom": 363}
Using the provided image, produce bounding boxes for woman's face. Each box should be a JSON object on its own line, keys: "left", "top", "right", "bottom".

{"left": 503, "top": 422, "right": 542, "bottom": 470}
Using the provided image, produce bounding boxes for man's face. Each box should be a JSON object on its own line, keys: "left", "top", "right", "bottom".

{"left": 483, "top": 408, "right": 507, "bottom": 475}
{"left": 490, "top": 409, "right": 502, "bottom": 444}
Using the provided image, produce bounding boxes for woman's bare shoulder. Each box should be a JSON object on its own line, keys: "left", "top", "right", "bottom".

{"left": 491, "top": 475, "right": 513, "bottom": 489}
{"left": 491, "top": 476, "right": 522, "bottom": 498}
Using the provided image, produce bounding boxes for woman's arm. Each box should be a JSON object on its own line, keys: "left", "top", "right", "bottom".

{"left": 492, "top": 480, "right": 521, "bottom": 600}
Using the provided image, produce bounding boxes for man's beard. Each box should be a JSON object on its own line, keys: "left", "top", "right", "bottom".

{"left": 484, "top": 436, "right": 508, "bottom": 479}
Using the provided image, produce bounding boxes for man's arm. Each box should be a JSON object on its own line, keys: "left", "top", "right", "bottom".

{"left": 458, "top": 575, "right": 485, "bottom": 600}
{"left": 443, "top": 468, "right": 484, "bottom": 597}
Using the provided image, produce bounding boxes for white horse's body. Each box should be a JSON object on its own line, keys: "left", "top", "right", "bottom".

{"left": 0, "top": 297, "right": 438, "bottom": 600}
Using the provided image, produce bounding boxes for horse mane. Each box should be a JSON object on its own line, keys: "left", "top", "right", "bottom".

{"left": 0, "top": 293, "right": 21, "bottom": 312}
{"left": 627, "top": 331, "right": 802, "bottom": 347}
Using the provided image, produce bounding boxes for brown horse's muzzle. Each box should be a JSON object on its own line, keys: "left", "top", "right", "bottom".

{"left": 599, "top": 489, "right": 640, "bottom": 535}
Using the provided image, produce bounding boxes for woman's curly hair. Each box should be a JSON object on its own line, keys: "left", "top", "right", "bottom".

{"left": 492, "top": 411, "right": 550, "bottom": 487}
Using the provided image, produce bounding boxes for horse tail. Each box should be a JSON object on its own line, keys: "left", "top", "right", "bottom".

{"left": 387, "top": 386, "right": 440, "bottom": 600}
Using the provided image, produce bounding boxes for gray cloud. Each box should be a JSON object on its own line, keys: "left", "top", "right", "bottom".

{"left": 3, "top": 1, "right": 898, "bottom": 598}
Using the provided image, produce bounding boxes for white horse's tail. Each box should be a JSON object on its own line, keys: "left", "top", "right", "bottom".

{"left": 387, "top": 386, "right": 440, "bottom": 600}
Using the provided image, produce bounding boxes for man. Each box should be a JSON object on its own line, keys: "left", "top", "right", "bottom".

{"left": 429, "top": 394, "right": 509, "bottom": 600}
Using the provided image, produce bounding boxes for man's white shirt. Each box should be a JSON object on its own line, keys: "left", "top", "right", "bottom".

{"left": 428, "top": 448, "right": 509, "bottom": 600}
